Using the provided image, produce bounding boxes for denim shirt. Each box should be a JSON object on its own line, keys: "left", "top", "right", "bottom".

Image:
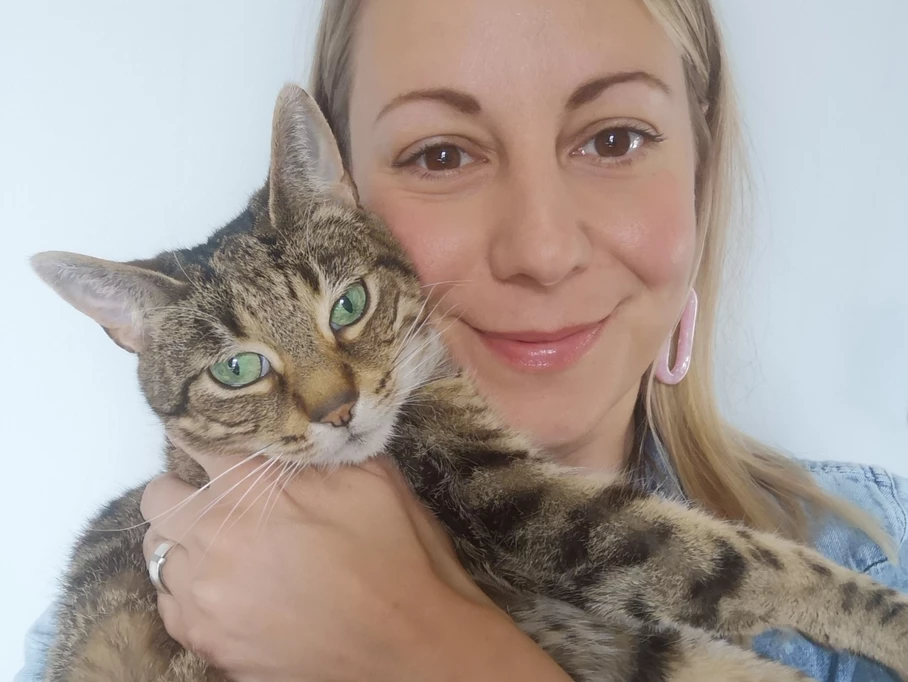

{"left": 752, "top": 460, "right": 908, "bottom": 681}
{"left": 14, "top": 459, "right": 908, "bottom": 681}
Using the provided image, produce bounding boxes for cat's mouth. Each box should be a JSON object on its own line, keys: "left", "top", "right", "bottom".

{"left": 347, "top": 431, "right": 367, "bottom": 446}
{"left": 308, "top": 412, "right": 396, "bottom": 466}
{"left": 341, "top": 421, "right": 386, "bottom": 450}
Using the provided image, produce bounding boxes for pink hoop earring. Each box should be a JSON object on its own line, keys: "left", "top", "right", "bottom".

{"left": 655, "top": 290, "right": 698, "bottom": 385}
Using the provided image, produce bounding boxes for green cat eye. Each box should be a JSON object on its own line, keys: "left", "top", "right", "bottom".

{"left": 330, "top": 282, "right": 368, "bottom": 331}
{"left": 210, "top": 352, "right": 271, "bottom": 388}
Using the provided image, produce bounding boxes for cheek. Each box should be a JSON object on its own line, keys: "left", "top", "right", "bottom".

{"left": 358, "top": 183, "right": 486, "bottom": 288}
{"left": 589, "top": 168, "right": 698, "bottom": 294}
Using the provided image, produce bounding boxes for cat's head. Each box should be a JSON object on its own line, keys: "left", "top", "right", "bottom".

{"left": 32, "top": 84, "right": 448, "bottom": 466}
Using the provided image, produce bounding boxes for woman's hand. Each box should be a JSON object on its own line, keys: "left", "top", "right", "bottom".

{"left": 140, "top": 454, "right": 571, "bottom": 682}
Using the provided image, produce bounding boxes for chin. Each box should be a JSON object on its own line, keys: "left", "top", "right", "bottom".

{"left": 506, "top": 400, "right": 600, "bottom": 449}
{"left": 309, "top": 394, "right": 400, "bottom": 467}
{"left": 471, "top": 366, "right": 635, "bottom": 461}
{"left": 311, "top": 420, "right": 396, "bottom": 466}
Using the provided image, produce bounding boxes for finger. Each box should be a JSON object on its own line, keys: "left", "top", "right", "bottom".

{"left": 141, "top": 473, "right": 223, "bottom": 544}
{"left": 149, "top": 457, "right": 296, "bottom": 542}
{"left": 142, "top": 530, "right": 192, "bottom": 647}
{"left": 143, "top": 525, "right": 182, "bottom": 563}
{"left": 142, "top": 527, "right": 190, "bottom": 588}
{"left": 363, "top": 458, "right": 494, "bottom": 606}
{"left": 141, "top": 474, "right": 243, "bottom": 548}
{"left": 155, "top": 589, "right": 188, "bottom": 647}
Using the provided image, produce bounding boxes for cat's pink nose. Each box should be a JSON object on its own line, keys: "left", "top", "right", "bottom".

{"left": 309, "top": 388, "right": 358, "bottom": 428}
{"left": 320, "top": 402, "right": 354, "bottom": 428}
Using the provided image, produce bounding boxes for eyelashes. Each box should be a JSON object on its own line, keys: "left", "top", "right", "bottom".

{"left": 571, "top": 125, "right": 666, "bottom": 167}
{"left": 392, "top": 121, "right": 666, "bottom": 181}
{"left": 392, "top": 139, "right": 485, "bottom": 181}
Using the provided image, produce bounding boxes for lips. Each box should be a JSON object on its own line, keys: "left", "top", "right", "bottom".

{"left": 472, "top": 319, "right": 607, "bottom": 373}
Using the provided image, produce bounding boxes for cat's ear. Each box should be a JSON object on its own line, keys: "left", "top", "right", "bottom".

{"left": 268, "top": 83, "right": 358, "bottom": 221}
{"left": 30, "top": 251, "right": 187, "bottom": 354}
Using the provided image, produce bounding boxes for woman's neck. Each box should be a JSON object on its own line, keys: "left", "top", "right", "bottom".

{"left": 548, "top": 387, "right": 639, "bottom": 472}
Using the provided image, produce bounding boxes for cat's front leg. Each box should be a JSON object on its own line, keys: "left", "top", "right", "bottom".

{"left": 482, "top": 581, "right": 815, "bottom": 682}
{"left": 458, "top": 468, "right": 908, "bottom": 679}
{"left": 572, "top": 493, "right": 908, "bottom": 679}
{"left": 647, "top": 510, "right": 908, "bottom": 679}
{"left": 44, "top": 486, "right": 222, "bottom": 682}
{"left": 394, "top": 382, "right": 906, "bottom": 677}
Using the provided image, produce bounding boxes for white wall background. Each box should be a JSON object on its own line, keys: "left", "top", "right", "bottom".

{"left": 1, "top": 1, "right": 905, "bottom": 677}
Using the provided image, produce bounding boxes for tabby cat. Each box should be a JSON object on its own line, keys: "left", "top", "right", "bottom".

{"left": 32, "top": 84, "right": 908, "bottom": 682}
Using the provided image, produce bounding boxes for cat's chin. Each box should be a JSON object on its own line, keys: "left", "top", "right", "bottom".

{"left": 304, "top": 392, "right": 402, "bottom": 466}
{"left": 309, "top": 419, "right": 395, "bottom": 466}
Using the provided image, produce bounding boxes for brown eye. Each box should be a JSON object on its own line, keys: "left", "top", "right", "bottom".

{"left": 594, "top": 130, "right": 634, "bottom": 157}
{"left": 575, "top": 128, "right": 649, "bottom": 161}
{"left": 421, "top": 145, "right": 463, "bottom": 171}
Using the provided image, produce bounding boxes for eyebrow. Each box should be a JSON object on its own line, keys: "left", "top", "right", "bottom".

{"left": 374, "top": 71, "right": 672, "bottom": 125}
{"left": 567, "top": 71, "right": 672, "bottom": 109}
{"left": 375, "top": 88, "right": 482, "bottom": 124}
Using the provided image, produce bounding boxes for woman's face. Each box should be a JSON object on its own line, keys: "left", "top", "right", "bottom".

{"left": 348, "top": 0, "right": 698, "bottom": 465}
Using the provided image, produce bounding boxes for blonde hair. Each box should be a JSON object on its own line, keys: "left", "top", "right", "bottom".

{"left": 310, "top": 0, "right": 890, "bottom": 549}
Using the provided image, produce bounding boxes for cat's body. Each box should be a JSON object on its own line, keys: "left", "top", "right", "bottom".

{"left": 34, "top": 85, "right": 908, "bottom": 682}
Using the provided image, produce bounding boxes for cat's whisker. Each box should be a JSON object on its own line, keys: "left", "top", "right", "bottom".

{"left": 391, "top": 344, "right": 442, "bottom": 389}
{"left": 98, "top": 444, "right": 276, "bottom": 533}
{"left": 394, "top": 314, "right": 459, "bottom": 379}
{"left": 217, "top": 457, "right": 286, "bottom": 539}
{"left": 397, "top": 287, "right": 459, "bottom": 358}
{"left": 421, "top": 289, "right": 462, "bottom": 328}
{"left": 393, "top": 361, "right": 444, "bottom": 403}
{"left": 261, "top": 458, "right": 308, "bottom": 532}
{"left": 259, "top": 468, "right": 295, "bottom": 534}
{"left": 231, "top": 460, "right": 286, "bottom": 526}
{"left": 163, "top": 444, "right": 280, "bottom": 543}
{"left": 398, "top": 286, "right": 445, "bottom": 354}
{"left": 392, "top": 323, "right": 458, "bottom": 402}
{"left": 396, "top": 306, "right": 462, "bottom": 371}
{"left": 317, "top": 459, "right": 343, "bottom": 485}
{"left": 393, "top": 332, "right": 435, "bottom": 371}
{"left": 430, "top": 302, "right": 465, "bottom": 327}
{"left": 172, "top": 458, "right": 276, "bottom": 546}
{"left": 194, "top": 456, "right": 284, "bottom": 562}
{"left": 255, "top": 459, "right": 295, "bottom": 537}
{"left": 419, "top": 278, "right": 471, "bottom": 289}
{"left": 170, "top": 253, "right": 203, "bottom": 292}
{"left": 399, "top": 303, "right": 429, "bottom": 352}
{"left": 388, "top": 378, "right": 440, "bottom": 404}
{"left": 391, "top": 350, "right": 442, "bottom": 400}
{"left": 395, "top": 306, "right": 458, "bottom": 369}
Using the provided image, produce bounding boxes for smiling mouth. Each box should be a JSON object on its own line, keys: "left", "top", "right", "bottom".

{"left": 470, "top": 318, "right": 608, "bottom": 373}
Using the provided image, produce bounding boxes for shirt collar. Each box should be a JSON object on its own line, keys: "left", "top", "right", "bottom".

{"left": 635, "top": 429, "right": 687, "bottom": 501}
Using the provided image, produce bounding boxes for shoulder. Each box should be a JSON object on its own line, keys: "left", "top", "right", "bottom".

{"left": 13, "top": 602, "right": 56, "bottom": 682}
{"left": 799, "top": 459, "right": 908, "bottom": 575}
{"left": 753, "top": 460, "right": 908, "bottom": 681}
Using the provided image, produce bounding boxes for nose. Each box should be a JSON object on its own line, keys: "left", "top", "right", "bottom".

{"left": 488, "top": 162, "right": 591, "bottom": 288}
{"left": 308, "top": 386, "right": 358, "bottom": 428}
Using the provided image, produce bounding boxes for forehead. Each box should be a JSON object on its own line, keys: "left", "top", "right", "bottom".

{"left": 352, "top": 0, "right": 684, "bottom": 118}
{"left": 205, "top": 210, "right": 378, "bottom": 277}
{"left": 184, "top": 209, "right": 413, "bottom": 314}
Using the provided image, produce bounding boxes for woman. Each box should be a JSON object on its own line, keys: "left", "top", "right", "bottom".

{"left": 17, "top": 0, "right": 907, "bottom": 680}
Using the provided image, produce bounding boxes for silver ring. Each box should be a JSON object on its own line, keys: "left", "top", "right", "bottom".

{"left": 148, "top": 540, "right": 178, "bottom": 596}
